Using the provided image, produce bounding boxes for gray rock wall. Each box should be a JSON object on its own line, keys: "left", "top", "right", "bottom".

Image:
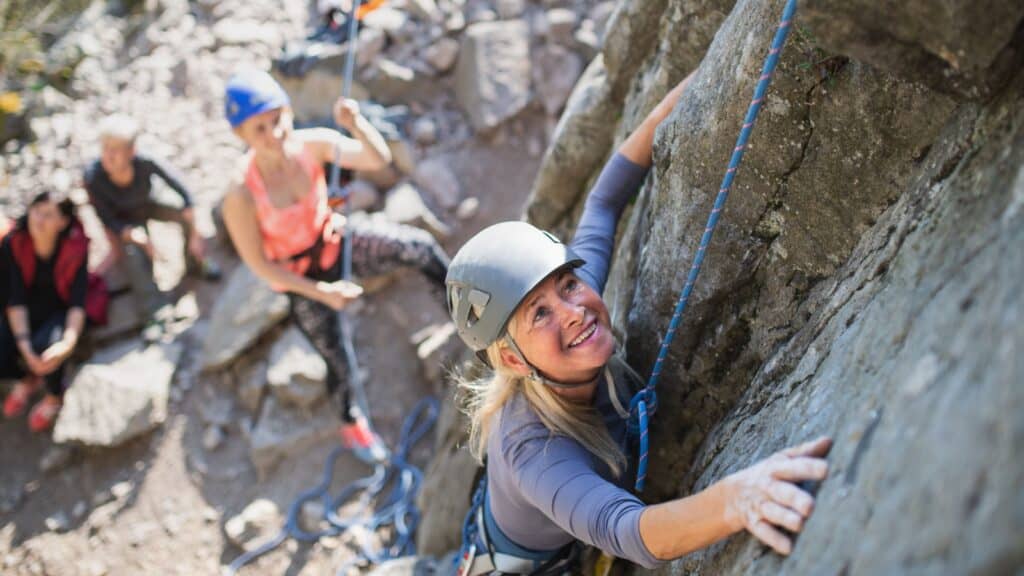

{"left": 525, "top": 0, "right": 1024, "bottom": 572}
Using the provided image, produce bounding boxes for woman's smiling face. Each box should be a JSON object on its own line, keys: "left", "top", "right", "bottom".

{"left": 504, "top": 268, "right": 615, "bottom": 385}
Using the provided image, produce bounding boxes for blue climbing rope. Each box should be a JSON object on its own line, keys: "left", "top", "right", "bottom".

{"left": 329, "top": 0, "right": 373, "bottom": 420}
{"left": 630, "top": 0, "right": 799, "bottom": 492}
{"left": 225, "top": 396, "right": 440, "bottom": 575}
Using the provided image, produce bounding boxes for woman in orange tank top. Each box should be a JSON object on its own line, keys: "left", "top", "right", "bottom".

{"left": 220, "top": 69, "right": 450, "bottom": 461}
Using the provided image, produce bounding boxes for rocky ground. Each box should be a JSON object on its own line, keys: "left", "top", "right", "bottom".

{"left": 0, "top": 0, "right": 614, "bottom": 574}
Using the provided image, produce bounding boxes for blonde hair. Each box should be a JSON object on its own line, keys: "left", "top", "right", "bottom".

{"left": 460, "top": 325, "right": 628, "bottom": 477}
{"left": 98, "top": 114, "right": 139, "bottom": 144}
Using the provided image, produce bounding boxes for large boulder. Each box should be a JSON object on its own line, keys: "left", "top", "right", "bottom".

{"left": 54, "top": 339, "right": 183, "bottom": 447}
{"left": 455, "top": 21, "right": 532, "bottom": 132}
{"left": 201, "top": 266, "right": 289, "bottom": 371}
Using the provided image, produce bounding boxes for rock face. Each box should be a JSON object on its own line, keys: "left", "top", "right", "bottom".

{"left": 54, "top": 340, "right": 183, "bottom": 447}
{"left": 526, "top": 0, "right": 1024, "bottom": 573}
{"left": 201, "top": 265, "right": 290, "bottom": 371}
{"left": 455, "top": 21, "right": 532, "bottom": 131}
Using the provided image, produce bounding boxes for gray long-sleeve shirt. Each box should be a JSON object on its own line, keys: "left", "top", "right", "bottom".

{"left": 83, "top": 154, "right": 194, "bottom": 234}
{"left": 487, "top": 153, "right": 662, "bottom": 568}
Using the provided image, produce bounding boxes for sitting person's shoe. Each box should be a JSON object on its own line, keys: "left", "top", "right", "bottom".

{"left": 3, "top": 376, "right": 42, "bottom": 419}
{"left": 28, "top": 395, "right": 62, "bottom": 432}
{"left": 339, "top": 417, "right": 390, "bottom": 464}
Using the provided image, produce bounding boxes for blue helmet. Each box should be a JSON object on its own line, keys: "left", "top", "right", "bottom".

{"left": 224, "top": 69, "right": 290, "bottom": 128}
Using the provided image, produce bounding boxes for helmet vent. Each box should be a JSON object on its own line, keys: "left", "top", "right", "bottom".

{"left": 467, "top": 289, "right": 490, "bottom": 328}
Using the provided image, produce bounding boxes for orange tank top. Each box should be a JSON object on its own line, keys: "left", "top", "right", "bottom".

{"left": 245, "top": 145, "right": 341, "bottom": 289}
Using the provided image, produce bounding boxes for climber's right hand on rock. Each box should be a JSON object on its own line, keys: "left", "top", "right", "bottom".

{"left": 316, "top": 279, "right": 364, "bottom": 310}
{"left": 721, "top": 436, "right": 832, "bottom": 555}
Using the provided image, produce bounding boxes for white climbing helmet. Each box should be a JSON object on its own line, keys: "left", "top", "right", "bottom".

{"left": 445, "top": 221, "right": 584, "bottom": 352}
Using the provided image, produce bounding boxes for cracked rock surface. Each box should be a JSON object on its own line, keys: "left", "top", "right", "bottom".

{"left": 527, "top": 0, "right": 1024, "bottom": 573}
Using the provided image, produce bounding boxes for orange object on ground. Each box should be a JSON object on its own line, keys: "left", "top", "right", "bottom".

{"left": 28, "top": 395, "right": 62, "bottom": 432}
{"left": 356, "top": 0, "right": 386, "bottom": 19}
{"left": 3, "top": 376, "right": 42, "bottom": 419}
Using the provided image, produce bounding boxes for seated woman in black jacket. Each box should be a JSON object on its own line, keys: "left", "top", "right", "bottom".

{"left": 1, "top": 191, "right": 89, "bottom": 432}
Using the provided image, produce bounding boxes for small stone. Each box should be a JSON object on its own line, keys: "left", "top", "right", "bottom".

{"left": 406, "top": 0, "right": 443, "bottom": 22}
{"left": 412, "top": 322, "right": 461, "bottom": 384}
{"left": 384, "top": 183, "right": 452, "bottom": 239}
{"left": 545, "top": 9, "right": 577, "bottom": 44}
{"left": 413, "top": 157, "right": 462, "bottom": 210}
{"left": 72, "top": 500, "right": 89, "bottom": 520}
{"left": 202, "top": 508, "right": 219, "bottom": 524}
{"left": 412, "top": 117, "right": 439, "bottom": 146}
{"left": 363, "top": 59, "right": 420, "bottom": 103}
{"left": 494, "top": 0, "right": 525, "bottom": 19}
{"left": 468, "top": 7, "right": 497, "bottom": 24}
{"left": 424, "top": 37, "right": 460, "bottom": 73}
{"left": 573, "top": 20, "right": 601, "bottom": 55}
{"left": 202, "top": 425, "right": 225, "bottom": 452}
{"left": 111, "top": 481, "right": 133, "bottom": 500}
{"left": 39, "top": 445, "right": 73, "bottom": 474}
{"left": 212, "top": 20, "right": 280, "bottom": 47}
{"left": 455, "top": 197, "right": 480, "bottom": 221}
{"left": 45, "top": 511, "right": 71, "bottom": 532}
{"left": 362, "top": 8, "right": 410, "bottom": 35}
{"left": 225, "top": 499, "right": 281, "bottom": 551}
{"left": 444, "top": 10, "right": 466, "bottom": 33}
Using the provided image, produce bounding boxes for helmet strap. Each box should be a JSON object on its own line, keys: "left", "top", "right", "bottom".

{"left": 504, "top": 335, "right": 594, "bottom": 390}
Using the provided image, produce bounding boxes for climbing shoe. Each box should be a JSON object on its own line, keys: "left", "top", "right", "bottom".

{"left": 339, "top": 417, "right": 390, "bottom": 464}
{"left": 3, "top": 376, "right": 42, "bottom": 419}
{"left": 28, "top": 395, "right": 62, "bottom": 432}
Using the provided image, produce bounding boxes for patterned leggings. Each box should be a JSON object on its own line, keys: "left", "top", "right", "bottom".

{"left": 288, "top": 217, "right": 449, "bottom": 421}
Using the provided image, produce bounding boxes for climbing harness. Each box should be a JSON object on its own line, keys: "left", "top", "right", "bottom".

{"left": 628, "top": 0, "right": 799, "bottom": 492}
{"left": 225, "top": 396, "right": 439, "bottom": 575}
{"left": 455, "top": 475, "right": 582, "bottom": 576}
